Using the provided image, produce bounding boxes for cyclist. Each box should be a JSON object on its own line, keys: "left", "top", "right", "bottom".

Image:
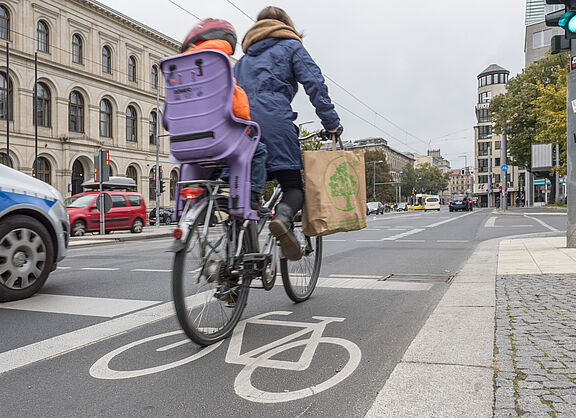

{"left": 235, "top": 6, "right": 343, "bottom": 260}
{"left": 180, "top": 18, "right": 268, "bottom": 213}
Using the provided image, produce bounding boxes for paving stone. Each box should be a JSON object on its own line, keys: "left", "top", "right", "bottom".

{"left": 493, "top": 409, "right": 517, "bottom": 418}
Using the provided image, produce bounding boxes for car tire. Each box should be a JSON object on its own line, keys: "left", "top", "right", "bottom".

{"left": 164, "top": 216, "right": 171, "bottom": 226}
{"left": 71, "top": 220, "right": 86, "bottom": 237}
{"left": 0, "top": 215, "right": 55, "bottom": 302}
{"left": 131, "top": 218, "right": 143, "bottom": 233}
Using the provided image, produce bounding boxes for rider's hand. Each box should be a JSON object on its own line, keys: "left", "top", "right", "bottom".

{"left": 327, "top": 124, "right": 343, "bottom": 137}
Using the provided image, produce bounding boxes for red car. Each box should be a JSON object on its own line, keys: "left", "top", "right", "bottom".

{"left": 65, "top": 191, "right": 147, "bottom": 236}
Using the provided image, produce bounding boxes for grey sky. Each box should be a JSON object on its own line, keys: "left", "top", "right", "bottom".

{"left": 98, "top": 0, "right": 527, "bottom": 168}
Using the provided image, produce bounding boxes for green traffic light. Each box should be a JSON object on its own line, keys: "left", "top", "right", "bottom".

{"left": 560, "top": 11, "right": 576, "bottom": 33}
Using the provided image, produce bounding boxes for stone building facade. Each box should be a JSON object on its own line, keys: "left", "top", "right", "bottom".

{"left": 0, "top": 0, "right": 180, "bottom": 208}
{"left": 348, "top": 137, "right": 414, "bottom": 182}
{"left": 449, "top": 167, "right": 474, "bottom": 196}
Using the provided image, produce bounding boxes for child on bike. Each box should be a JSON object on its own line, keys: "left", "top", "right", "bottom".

{"left": 181, "top": 18, "right": 268, "bottom": 213}
{"left": 235, "top": 7, "right": 343, "bottom": 260}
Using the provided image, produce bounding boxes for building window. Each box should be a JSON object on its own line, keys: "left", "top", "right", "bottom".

{"left": 99, "top": 99, "right": 112, "bottom": 137}
{"left": 37, "top": 20, "right": 49, "bottom": 52}
{"left": 126, "top": 105, "right": 137, "bottom": 142}
{"left": 170, "top": 170, "right": 178, "bottom": 201}
{"left": 478, "top": 175, "right": 488, "bottom": 183}
{"left": 477, "top": 108, "right": 490, "bottom": 123}
{"left": 533, "top": 29, "right": 554, "bottom": 49}
{"left": 494, "top": 141, "right": 501, "bottom": 150}
{"left": 72, "top": 34, "right": 83, "bottom": 64}
{"left": 128, "top": 56, "right": 136, "bottom": 82}
{"left": 0, "top": 71, "right": 12, "bottom": 120}
{"left": 479, "top": 91, "right": 491, "bottom": 104}
{"left": 0, "top": 6, "right": 10, "bottom": 40}
{"left": 69, "top": 91, "right": 84, "bottom": 133}
{"left": 102, "top": 46, "right": 112, "bottom": 74}
{"left": 34, "top": 82, "right": 50, "bottom": 127}
{"left": 478, "top": 125, "right": 492, "bottom": 139}
{"left": 478, "top": 141, "right": 490, "bottom": 156}
{"left": 126, "top": 165, "right": 138, "bottom": 190}
{"left": 149, "top": 168, "right": 155, "bottom": 201}
{"left": 151, "top": 65, "right": 158, "bottom": 90}
{"left": 478, "top": 158, "right": 488, "bottom": 173}
{"left": 35, "top": 156, "right": 51, "bottom": 184}
{"left": 149, "top": 111, "right": 157, "bottom": 145}
{"left": 0, "top": 152, "right": 12, "bottom": 167}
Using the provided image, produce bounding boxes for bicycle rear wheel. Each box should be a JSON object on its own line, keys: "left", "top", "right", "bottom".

{"left": 280, "top": 218, "right": 322, "bottom": 303}
{"left": 172, "top": 197, "right": 250, "bottom": 346}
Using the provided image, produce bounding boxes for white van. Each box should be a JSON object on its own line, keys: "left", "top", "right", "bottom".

{"left": 424, "top": 195, "right": 441, "bottom": 211}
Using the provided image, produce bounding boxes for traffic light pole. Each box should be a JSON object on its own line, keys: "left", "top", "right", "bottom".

{"left": 155, "top": 80, "right": 160, "bottom": 230}
{"left": 567, "top": 41, "right": 576, "bottom": 247}
{"left": 501, "top": 132, "right": 508, "bottom": 211}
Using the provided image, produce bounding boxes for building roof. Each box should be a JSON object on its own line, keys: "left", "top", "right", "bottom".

{"left": 478, "top": 64, "right": 509, "bottom": 78}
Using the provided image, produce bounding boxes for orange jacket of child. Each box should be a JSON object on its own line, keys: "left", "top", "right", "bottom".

{"left": 184, "top": 39, "right": 250, "bottom": 121}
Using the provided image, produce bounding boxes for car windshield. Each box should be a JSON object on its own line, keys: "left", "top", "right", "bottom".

{"left": 65, "top": 195, "right": 95, "bottom": 208}
{"left": 427, "top": 198, "right": 439, "bottom": 202}
{"left": 367, "top": 202, "right": 378, "bottom": 208}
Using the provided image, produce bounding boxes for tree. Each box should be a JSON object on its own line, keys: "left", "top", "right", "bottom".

{"left": 490, "top": 52, "right": 569, "bottom": 199}
{"left": 401, "top": 162, "right": 448, "bottom": 197}
{"left": 364, "top": 150, "right": 395, "bottom": 202}
{"left": 400, "top": 162, "right": 417, "bottom": 198}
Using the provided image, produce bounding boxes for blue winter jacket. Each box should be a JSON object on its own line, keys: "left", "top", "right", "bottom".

{"left": 234, "top": 38, "right": 340, "bottom": 172}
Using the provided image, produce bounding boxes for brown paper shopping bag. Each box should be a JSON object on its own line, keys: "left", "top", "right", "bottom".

{"left": 302, "top": 137, "right": 366, "bottom": 237}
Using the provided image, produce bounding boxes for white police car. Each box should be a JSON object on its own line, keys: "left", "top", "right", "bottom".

{"left": 0, "top": 164, "right": 69, "bottom": 301}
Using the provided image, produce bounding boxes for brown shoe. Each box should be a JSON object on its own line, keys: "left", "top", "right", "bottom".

{"left": 269, "top": 219, "right": 302, "bottom": 261}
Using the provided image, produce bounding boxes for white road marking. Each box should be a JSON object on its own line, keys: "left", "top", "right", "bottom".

{"left": 356, "top": 239, "right": 382, "bottom": 242}
{"left": 363, "top": 228, "right": 381, "bottom": 231}
{"left": 317, "top": 277, "right": 432, "bottom": 291}
{"left": 382, "top": 228, "right": 425, "bottom": 241}
{"left": 524, "top": 214, "right": 558, "bottom": 232}
{"left": 424, "top": 211, "right": 474, "bottom": 228}
{"left": 323, "top": 239, "right": 347, "bottom": 242}
{"left": 511, "top": 224, "right": 534, "bottom": 228}
{"left": 436, "top": 240, "right": 469, "bottom": 243}
{"left": 56, "top": 266, "right": 71, "bottom": 270}
{"left": 396, "top": 239, "right": 426, "bottom": 243}
{"left": 131, "top": 269, "right": 172, "bottom": 273}
{"left": 387, "top": 228, "right": 410, "bottom": 231}
{"left": 329, "top": 274, "right": 383, "bottom": 279}
{"left": 81, "top": 267, "right": 119, "bottom": 271}
{"left": 484, "top": 217, "right": 497, "bottom": 228}
{"left": 0, "top": 294, "right": 160, "bottom": 318}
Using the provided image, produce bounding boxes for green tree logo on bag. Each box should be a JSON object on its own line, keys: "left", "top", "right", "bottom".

{"left": 325, "top": 156, "right": 360, "bottom": 212}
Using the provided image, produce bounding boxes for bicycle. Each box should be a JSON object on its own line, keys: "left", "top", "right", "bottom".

{"left": 170, "top": 133, "right": 325, "bottom": 346}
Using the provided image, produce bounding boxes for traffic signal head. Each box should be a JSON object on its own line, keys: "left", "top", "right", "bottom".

{"left": 160, "top": 180, "right": 165, "bottom": 194}
{"left": 546, "top": 1, "right": 576, "bottom": 40}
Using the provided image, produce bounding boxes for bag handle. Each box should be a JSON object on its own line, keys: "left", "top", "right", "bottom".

{"left": 330, "top": 134, "right": 344, "bottom": 151}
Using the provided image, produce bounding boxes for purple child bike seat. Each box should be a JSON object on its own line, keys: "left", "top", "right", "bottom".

{"left": 160, "top": 49, "right": 260, "bottom": 221}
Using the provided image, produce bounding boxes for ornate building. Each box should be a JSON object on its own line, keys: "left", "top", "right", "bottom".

{"left": 0, "top": 0, "right": 180, "bottom": 208}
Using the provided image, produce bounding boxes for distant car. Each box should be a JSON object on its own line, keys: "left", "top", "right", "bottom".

{"left": 66, "top": 191, "right": 147, "bottom": 236}
{"left": 367, "top": 201, "right": 384, "bottom": 215}
{"left": 0, "top": 165, "right": 69, "bottom": 301}
{"left": 449, "top": 194, "right": 473, "bottom": 212}
{"left": 149, "top": 206, "right": 175, "bottom": 225}
{"left": 396, "top": 202, "right": 409, "bottom": 212}
{"left": 423, "top": 196, "right": 441, "bottom": 212}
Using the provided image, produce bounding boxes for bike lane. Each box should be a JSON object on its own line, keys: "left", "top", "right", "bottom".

{"left": 1, "top": 278, "right": 447, "bottom": 417}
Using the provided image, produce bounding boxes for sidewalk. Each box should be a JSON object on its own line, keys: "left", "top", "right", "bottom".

{"left": 68, "top": 225, "right": 172, "bottom": 247}
{"left": 365, "top": 233, "right": 576, "bottom": 417}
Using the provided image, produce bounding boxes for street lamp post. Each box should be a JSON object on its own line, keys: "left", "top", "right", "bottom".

{"left": 372, "top": 160, "right": 383, "bottom": 201}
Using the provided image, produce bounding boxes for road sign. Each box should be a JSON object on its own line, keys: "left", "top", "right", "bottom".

{"left": 95, "top": 192, "right": 112, "bottom": 213}
{"left": 501, "top": 164, "right": 509, "bottom": 172}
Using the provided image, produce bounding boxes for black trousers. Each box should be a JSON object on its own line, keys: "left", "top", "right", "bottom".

{"left": 269, "top": 169, "right": 304, "bottom": 214}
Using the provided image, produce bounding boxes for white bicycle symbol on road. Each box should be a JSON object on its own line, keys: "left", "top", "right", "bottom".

{"left": 90, "top": 311, "right": 362, "bottom": 403}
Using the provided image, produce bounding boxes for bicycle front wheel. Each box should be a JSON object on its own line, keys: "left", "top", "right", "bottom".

{"left": 172, "top": 197, "right": 250, "bottom": 346}
{"left": 280, "top": 220, "right": 322, "bottom": 303}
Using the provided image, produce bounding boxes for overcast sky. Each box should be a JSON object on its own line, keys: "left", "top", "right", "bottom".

{"left": 97, "top": 0, "right": 527, "bottom": 168}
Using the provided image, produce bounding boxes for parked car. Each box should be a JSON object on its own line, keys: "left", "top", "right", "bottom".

{"left": 396, "top": 202, "right": 409, "bottom": 211}
{"left": 449, "top": 194, "right": 473, "bottom": 212}
{"left": 149, "top": 206, "right": 175, "bottom": 225}
{"left": 65, "top": 191, "right": 147, "bottom": 236}
{"left": 0, "top": 165, "right": 69, "bottom": 301}
{"left": 366, "top": 201, "right": 384, "bottom": 215}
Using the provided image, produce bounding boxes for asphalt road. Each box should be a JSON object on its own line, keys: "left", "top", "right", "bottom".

{"left": 0, "top": 207, "right": 567, "bottom": 417}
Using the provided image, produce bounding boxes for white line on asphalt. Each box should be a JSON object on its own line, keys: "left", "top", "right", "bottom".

{"left": 56, "top": 266, "right": 71, "bottom": 270}
{"left": 356, "top": 239, "right": 382, "bottom": 242}
{"left": 424, "top": 211, "right": 475, "bottom": 228}
{"left": 131, "top": 269, "right": 172, "bottom": 273}
{"left": 382, "top": 228, "right": 425, "bottom": 241}
{"left": 511, "top": 225, "right": 534, "bottom": 228}
{"left": 387, "top": 228, "right": 410, "bottom": 231}
{"left": 80, "top": 267, "right": 119, "bottom": 271}
{"left": 484, "top": 217, "right": 497, "bottom": 228}
{"left": 524, "top": 215, "right": 558, "bottom": 232}
{"left": 329, "top": 274, "right": 383, "bottom": 279}
{"left": 317, "top": 278, "right": 432, "bottom": 291}
{"left": 396, "top": 240, "right": 426, "bottom": 243}
{"left": 436, "top": 240, "right": 469, "bottom": 243}
{"left": 323, "top": 239, "right": 347, "bottom": 242}
{"left": 363, "top": 228, "right": 381, "bottom": 231}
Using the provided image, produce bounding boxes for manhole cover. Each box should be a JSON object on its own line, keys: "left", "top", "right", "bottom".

{"left": 379, "top": 273, "right": 454, "bottom": 284}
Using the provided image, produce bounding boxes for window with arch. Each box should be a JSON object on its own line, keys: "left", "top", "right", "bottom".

{"left": 128, "top": 56, "right": 136, "bottom": 82}
{"left": 149, "top": 111, "right": 157, "bottom": 145}
{"left": 151, "top": 65, "right": 158, "bottom": 90}
{"left": 126, "top": 105, "right": 137, "bottom": 142}
{"left": 99, "top": 99, "right": 112, "bottom": 137}
{"left": 69, "top": 91, "right": 84, "bottom": 133}
{"left": 0, "top": 6, "right": 10, "bottom": 40}
{"left": 34, "top": 82, "right": 50, "bottom": 127}
{"left": 148, "top": 168, "right": 156, "bottom": 201}
{"left": 35, "top": 156, "right": 51, "bottom": 184}
{"left": 126, "top": 165, "right": 138, "bottom": 190}
{"left": 0, "top": 71, "right": 12, "bottom": 120}
{"left": 0, "top": 152, "right": 13, "bottom": 167}
{"left": 72, "top": 34, "right": 83, "bottom": 64}
{"left": 170, "top": 170, "right": 178, "bottom": 201}
{"left": 102, "top": 46, "right": 112, "bottom": 74}
{"left": 37, "top": 20, "right": 49, "bottom": 52}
